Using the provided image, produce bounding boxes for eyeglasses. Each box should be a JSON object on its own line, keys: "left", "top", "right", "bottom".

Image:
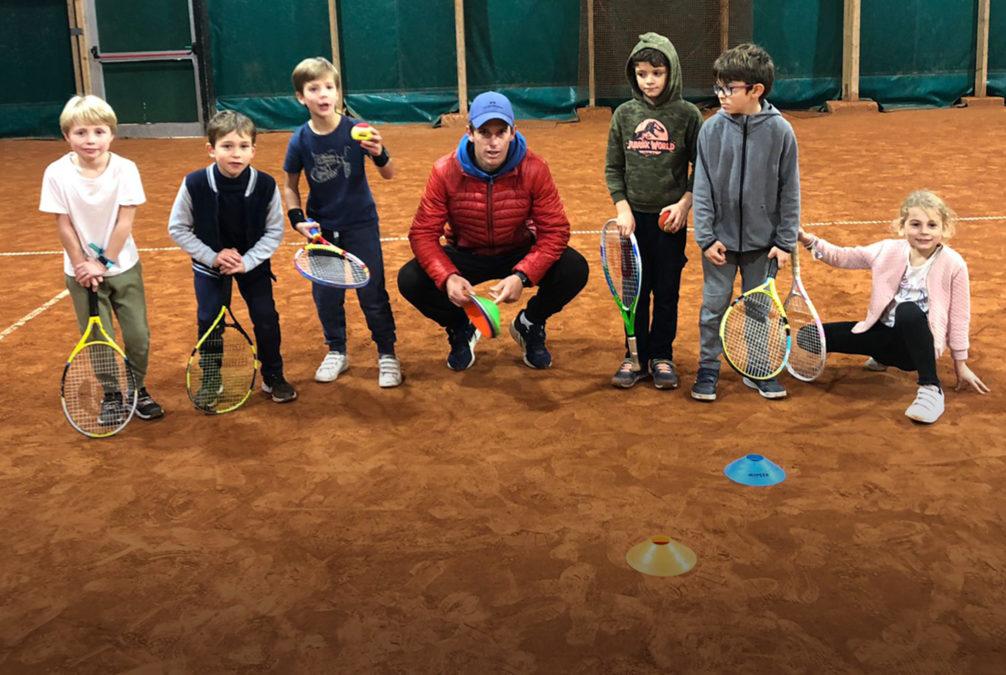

{"left": 713, "top": 83, "right": 755, "bottom": 97}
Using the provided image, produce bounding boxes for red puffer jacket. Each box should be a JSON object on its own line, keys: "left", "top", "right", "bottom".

{"left": 408, "top": 148, "right": 571, "bottom": 289}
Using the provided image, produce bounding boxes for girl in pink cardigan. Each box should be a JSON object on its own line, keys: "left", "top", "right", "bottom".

{"left": 797, "top": 190, "right": 989, "bottom": 424}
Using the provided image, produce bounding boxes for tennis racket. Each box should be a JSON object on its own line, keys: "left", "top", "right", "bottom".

{"left": 185, "top": 275, "right": 258, "bottom": 414}
{"left": 719, "top": 257, "right": 791, "bottom": 380}
{"left": 600, "top": 219, "right": 643, "bottom": 370}
{"left": 784, "top": 245, "right": 827, "bottom": 381}
{"left": 60, "top": 288, "right": 138, "bottom": 438}
{"left": 293, "top": 224, "right": 370, "bottom": 289}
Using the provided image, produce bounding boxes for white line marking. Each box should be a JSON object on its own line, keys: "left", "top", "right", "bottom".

{"left": 1, "top": 215, "right": 1002, "bottom": 258}
{"left": 0, "top": 289, "right": 69, "bottom": 343}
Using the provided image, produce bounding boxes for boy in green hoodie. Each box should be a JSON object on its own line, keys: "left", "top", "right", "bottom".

{"left": 605, "top": 32, "right": 703, "bottom": 390}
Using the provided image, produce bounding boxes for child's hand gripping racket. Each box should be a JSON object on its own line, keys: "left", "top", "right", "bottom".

{"left": 60, "top": 288, "right": 138, "bottom": 437}
{"left": 185, "top": 275, "right": 259, "bottom": 414}
{"left": 783, "top": 245, "right": 827, "bottom": 381}
{"left": 719, "top": 257, "right": 792, "bottom": 380}
{"left": 600, "top": 219, "right": 643, "bottom": 371}
{"left": 293, "top": 223, "right": 371, "bottom": 289}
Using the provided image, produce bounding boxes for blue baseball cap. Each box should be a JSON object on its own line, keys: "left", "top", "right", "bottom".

{"left": 469, "top": 91, "right": 514, "bottom": 128}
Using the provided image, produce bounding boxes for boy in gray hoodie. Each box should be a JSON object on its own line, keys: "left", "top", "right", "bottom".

{"left": 690, "top": 43, "right": 800, "bottom": 402}
{"left": 605, "top": 32, "right": 703, "bottom": 390}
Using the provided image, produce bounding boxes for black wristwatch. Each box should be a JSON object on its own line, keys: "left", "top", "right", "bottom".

{"left": 513, "top": 270, "right": 532, "bottom": 288}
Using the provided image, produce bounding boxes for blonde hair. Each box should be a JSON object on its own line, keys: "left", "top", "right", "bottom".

{"left": 59, "top": 95, "right": 117, "bottom": 135}
{"left": 206, "top": 110, "right": 256, "bottom": 145}
{"left": 895, "top": 190, "right": 956, "bottom": 240}
{"left": 292, "top": 56, "right": 341, "bottom": 97}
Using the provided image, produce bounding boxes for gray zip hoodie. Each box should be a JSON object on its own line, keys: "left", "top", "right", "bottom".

{"left": 692, "top": 102, "right": 800, "bottom": 253}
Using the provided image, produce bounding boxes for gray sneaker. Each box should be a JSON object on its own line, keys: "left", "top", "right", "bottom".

{"left": 650, "top": 359, "right": 679, "bottom": 390}
{"left": 611, "top": 359, "right": 644, "bottom": 388}
{"left": 864, "top": 357, "right": 888, "bottom": 372}
{"left": 742, "top": 376, "right": 788, "bottom": 400}
{"left": 690, "top": 367, "right": 719, "bottom": 401}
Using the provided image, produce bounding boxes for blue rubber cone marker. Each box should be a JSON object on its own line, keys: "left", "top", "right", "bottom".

{"left": 724, "top": 454, "right": 786, "bottom": 487}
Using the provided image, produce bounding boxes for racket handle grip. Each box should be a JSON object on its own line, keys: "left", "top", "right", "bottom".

{"left": 627, "top": 336, "right": 640, "bottom": 371}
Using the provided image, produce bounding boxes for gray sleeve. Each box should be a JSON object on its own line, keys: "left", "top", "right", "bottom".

{"left": 241, "top": 186, "right": 284, "bottom": 272}
{"left": 774, "top": 126, "right": 801, "bottom": 252}
{"left": 167, "top": 182, "right": 218, "bottom": 267}
{"left": 691, "top": 133, "right": 716, "bottom": 251}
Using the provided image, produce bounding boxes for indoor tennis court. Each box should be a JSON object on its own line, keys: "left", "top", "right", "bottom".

{"left": 1, "top": 1, "right": 1004, "bottom": 672}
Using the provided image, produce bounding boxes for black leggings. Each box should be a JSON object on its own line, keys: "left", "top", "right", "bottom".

{"left": 819, "top": 302, "right": 939, "bottom": 387}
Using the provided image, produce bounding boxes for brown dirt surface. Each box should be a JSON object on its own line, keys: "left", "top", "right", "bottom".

{"left": 0, "top": 106, "right": 1004, "bottom": 672}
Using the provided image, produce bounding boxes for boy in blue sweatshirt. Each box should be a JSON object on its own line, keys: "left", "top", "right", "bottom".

{"left": 691, "top": 43, "right": 800, "bottom": 402}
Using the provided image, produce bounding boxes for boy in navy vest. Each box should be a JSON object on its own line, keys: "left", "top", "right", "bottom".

{"left": 168, "top": 110, "right": 297, "bottom": 404}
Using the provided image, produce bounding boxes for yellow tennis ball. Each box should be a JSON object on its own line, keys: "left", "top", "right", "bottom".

{"left": 351, "top": 123, "right": 374, "bottom": 141}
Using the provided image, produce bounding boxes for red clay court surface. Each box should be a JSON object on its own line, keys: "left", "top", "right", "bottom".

{"left": 0, "top": 107, "right": 1003, "bottom": 671}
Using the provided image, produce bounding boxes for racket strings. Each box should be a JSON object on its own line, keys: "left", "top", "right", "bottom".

{"left": 785, "top": 294, "right": 826, "bottom": 377}
{"left": 602, "top": 231, "right": 640, "bottom": 307}
{"left": 722, "top": 292, "right": 789, "bottom": 378}
{"left": 301, "top": 248, "right": 368, "bottom": 286}
{"left": 189, "top": 324, "right": 255, "bottom": 412}
{"left": 63, "top": 343, "right": 135, "bottom": 435}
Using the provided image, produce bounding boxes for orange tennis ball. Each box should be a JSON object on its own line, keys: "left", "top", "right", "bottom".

{"left": 659, "top": 210, "right": 671, "bottom": 227}
{"left": 351, "top": 123, "right": 375, "bottom": 141}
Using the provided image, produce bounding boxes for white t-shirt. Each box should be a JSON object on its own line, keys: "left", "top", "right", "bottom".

{"left": 880, "top": 247, "right": 940, "bottom": 327}
{"left": 39, "top": 152, "right": 145, "bottom": 276}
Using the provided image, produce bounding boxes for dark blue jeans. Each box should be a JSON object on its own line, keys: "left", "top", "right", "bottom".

{"left": 629, "top": 209, "right": 688, "bottom": 369}
{"left": 194, "top": 261, "right": 283, "bottom": 379}
{"left": 312, "top": 224, "right": 396, "bottom": 355}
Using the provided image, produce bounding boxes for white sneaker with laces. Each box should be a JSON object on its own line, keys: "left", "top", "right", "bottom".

{"left": 905, "top": 385, "right": 944, "bottom": 424}
{"left": 315, "top": 351, "right": 348, "bottom": 382}
{"left": 378, "top": 354, "right": 403, "bottom": 388}
{"left": 864, "top": 357, "right": 888, "bottom": 372}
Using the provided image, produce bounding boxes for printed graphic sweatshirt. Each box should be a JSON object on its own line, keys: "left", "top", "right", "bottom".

{"left": 605, "top": 32, "right": 703, "bottom": 213}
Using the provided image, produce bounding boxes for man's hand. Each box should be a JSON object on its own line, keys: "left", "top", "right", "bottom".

{"left": 703, "top": 241, "right": 727, "bottom": 266}
{"left": 445, "top": 274, "right": 475, "bottom": 307}
{"left": 214, "top": 248, "right": 243, "bottom": 269}
{"left": 489, "top": 274, "right": 524, "bottom": 304}
{"left": 767, "top": 246, "right": 790, "bottom": 269}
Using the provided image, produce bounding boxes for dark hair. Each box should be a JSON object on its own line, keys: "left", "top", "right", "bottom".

{"left": 713, "top": 43, "right": 774, "bottom": 99}
{"left": 207, "top": 110, "right": 256, "bottom": 145}
{"left": 630, "top": 47, "right": 669, "bottom": 70}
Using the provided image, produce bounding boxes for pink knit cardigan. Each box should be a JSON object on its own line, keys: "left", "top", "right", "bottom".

{"left": 808, "top": 236, "right": 971, "bottom": 361}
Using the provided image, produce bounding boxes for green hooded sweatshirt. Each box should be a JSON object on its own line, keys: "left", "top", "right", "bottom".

{"left": 605, "top": 32, "right": 703, "bottom": 213}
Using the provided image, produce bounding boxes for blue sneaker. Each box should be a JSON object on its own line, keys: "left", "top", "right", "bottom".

{"left": 742, "top": 376, "right": 788, "bottom": 400}
{"left": 690, "top": 367, "right": 719, "bottom": 401}
{"left": 447, "top": 322, "right": 480, "bottom": 371}
{"left": 509, "top": 310, "right": 552, "bottom": 369}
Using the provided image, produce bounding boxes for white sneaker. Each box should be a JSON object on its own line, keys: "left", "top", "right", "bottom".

{"left": 378, "top": 354, "right": 403, "bottom": 388}
{"left": 315, "top": 351, "right": 348, "bottom": 382}
{"left": 905, "top": 385, "right": 944, "bottom": 424}
{"left": 864, "top": 357, "right": 888, "bottom": 371}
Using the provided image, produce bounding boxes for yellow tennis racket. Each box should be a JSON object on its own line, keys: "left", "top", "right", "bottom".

{"left": 60, "top": 288, "right": 138, "bottom": 438}
{"left": 185, "top": 275, "right": 259, "bottom": 414}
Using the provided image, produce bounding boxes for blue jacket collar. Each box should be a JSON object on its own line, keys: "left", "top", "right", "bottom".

{"left": 455, "top": 130, "right": 527, "bottom": 181}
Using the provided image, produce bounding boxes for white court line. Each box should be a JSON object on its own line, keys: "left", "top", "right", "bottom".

{"left": 0, "top": 289, "right": 69, "bottom": 343}
{"left": 1, "top": 215, "right": 1004, "bottom": 259}
{"left": 3, "top": 215, "right": 1004, "bottom": 342}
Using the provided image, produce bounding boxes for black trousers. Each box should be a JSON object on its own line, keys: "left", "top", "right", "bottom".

{"left": 823, "top": 302, "right": 939, "bottom": 387}
{"left": 195, "top": 262, "right": 283, "bottom": 379}
{"left": 627, "top": 210, "right": 688, "bottom": 368}
{"left": 397, "top": 246, "right": 589, "bottom": 329}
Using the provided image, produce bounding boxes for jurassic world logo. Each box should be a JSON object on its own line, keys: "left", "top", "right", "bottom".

{"left": 626, "top": 119, "right": 676, "bottom": 156}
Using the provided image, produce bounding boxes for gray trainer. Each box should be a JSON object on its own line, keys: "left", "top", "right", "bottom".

{"left": 742, "top": 376, "right": 788, "bottom": 400}
{"left": 650, "top": 359, "right": 679, "bottom": 390}
{"left": 690, "top": 367, "right": 719, "bottom": 401}
{"left": 864, "top": 357, "right": 888, "bottom": 372}
{"left": 611, "top": 359, "right": 644, "bottom": 388}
